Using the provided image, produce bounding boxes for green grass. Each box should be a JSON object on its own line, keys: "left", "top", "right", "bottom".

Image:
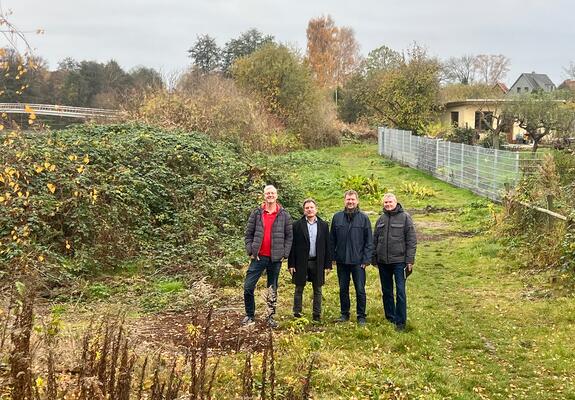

{"left": 51, "top": 143, "right": 574, "bottom": 399}
{"left": 251, "top": 144, "right": 575, "bottom": 399}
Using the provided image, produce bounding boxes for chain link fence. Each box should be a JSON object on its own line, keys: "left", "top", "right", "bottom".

{"left": 378, "top": 127, "right": 542, "bottom": 201}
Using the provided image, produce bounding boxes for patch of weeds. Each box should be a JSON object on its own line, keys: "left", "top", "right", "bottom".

{"left": 308, "top": 334, "right": 324, "bottom": 351}
{"left": 286, "top": 316, "right": 311, "bottom": 333}
{"left": 140, "top": 278, "right": 215, "bottom": 313}
{"left": 400, "top": 181, "right": 438, "bottom": 200}
{"left": 87, "top": 283, "right": 112, "bottom": 300}
{"left": 155, "top": 279, "right": 184, "bottom": 293}
{"left": 458, "top": 199, "right": 497, "bottom": 231}
{"left": 474, "top": 240, "right": 503, "bottom": 258}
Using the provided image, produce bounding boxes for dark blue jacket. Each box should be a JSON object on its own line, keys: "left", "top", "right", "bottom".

{"left": 330, "top": 208, "right": 373, "bottom": 265}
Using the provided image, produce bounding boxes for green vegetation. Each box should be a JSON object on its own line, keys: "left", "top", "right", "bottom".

{"left": 338, "top": 44, "right": 442, "bottom": 134}
{"left": 2, "top": 142, "right": 575, "bottom": 399}
{"left": 499, "top": 152, "right": 575, "bottom": 278}
{"left": 265, "top": 144, "right": 574, "bottom": 399}
{"left": 232, "top": 43, "right": 339, "bottom": 148}
{"left": 0, "top": 123, "right": 302, "bottom": 287}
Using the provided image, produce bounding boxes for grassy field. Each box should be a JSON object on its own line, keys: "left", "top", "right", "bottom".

{"left": 28, "top": 143, "right": 574, "bottom": 399}
{"left": 252, "top": 144, "right": 574, "bottom": 399}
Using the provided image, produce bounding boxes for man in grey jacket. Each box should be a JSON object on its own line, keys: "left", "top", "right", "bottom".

{"left": 372, "top": 193, "right": 417, "bottom": 331}
{"left": 243, "top": 185, "right": 293, "bottom": 328}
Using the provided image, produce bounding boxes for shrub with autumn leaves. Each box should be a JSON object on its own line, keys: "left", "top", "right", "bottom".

{"left": 0, "top": 123, "right": 302, "bottom": 286}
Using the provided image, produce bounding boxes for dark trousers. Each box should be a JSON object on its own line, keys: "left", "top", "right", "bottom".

{"left": 378, "top": 263, "right": 407, "bottom": 326}
{"left": 293, "top": 260, "right": 322, "bottom": 318}
{"left": 337, "top": 263, "right": 366, "bottom": 320}
{"left": 243, "top": 256, "right": 281, "bottom": 318}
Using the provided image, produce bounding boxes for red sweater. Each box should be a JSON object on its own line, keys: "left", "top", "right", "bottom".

{"left": 258, "top": 203, "right": 278, "bottom": 257}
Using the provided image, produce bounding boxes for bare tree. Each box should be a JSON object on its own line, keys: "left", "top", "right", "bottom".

{"left": 334, "top": 26, "right": 360, "bottom": 87}
{"left": 442, "top": 55, "right": 476, "bottom": 84}
{"left": 306, "top": 15, "right": 360, "bottom": 90}
{"left": 564, "top": 61, "right": 575, "bottom": 79}
{"left": 474, "top": 54, "right": 510, "bottom": 85}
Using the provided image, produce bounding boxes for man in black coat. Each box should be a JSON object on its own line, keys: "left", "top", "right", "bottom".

{"left": 288, "top": 199, "right": 332, "bottom": 322}
{"left": 330, "top": 190, "right": 373, "bottom": 326}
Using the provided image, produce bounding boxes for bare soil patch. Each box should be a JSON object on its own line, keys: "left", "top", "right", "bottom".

{"left": 414, "top": 221, "right": 476, "bottom": 242}
{"left": 135, "top": 308, "right": 271, "bottom": 353}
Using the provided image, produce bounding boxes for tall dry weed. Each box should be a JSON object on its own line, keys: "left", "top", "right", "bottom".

{"left": 129, "top": 71, "right": 301, "bottom": 153}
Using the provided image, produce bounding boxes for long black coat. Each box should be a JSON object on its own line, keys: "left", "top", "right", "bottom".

{"left": 287, "top": 216, "right": 332, "bottom": 286}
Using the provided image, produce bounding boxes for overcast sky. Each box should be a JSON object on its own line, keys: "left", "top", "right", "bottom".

{"left": 4, "top": 0, "right": 575, "bottom": 86}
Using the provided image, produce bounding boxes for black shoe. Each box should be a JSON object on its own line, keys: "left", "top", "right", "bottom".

{"left": 335, "top": 315, "right": 350, "bottom": 323}
{"left": 357, "top": 318, "right": 367, "bottom": 327}
{"left": 293, "top": 313, "right": 302, "bottom": 318}
{"left": 395, "top": 324, "right": 406, "bottom": 332}
{"left": 312, "top": 315, "right": 320, "bottom": 323}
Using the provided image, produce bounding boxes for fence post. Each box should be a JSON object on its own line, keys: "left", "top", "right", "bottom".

{"left": 402, "top": 131, "right": 405, "bottom": 163}
{"left": 475, "top": 146, "right": 480, "bottom": 191}
{"left": 515, "top": 151, "right": 520, "bottom": 175}
{"left": 432, "top": 139, "right": 439, "bottom": 175}
{"left": 378, "top": 127, "right": 384, "bottom": 155}
{"left": 493, "top": 149, "right": 498, "bottom": 199}
{"left": 447, "top": 141, "right": 451, "bottom": 181}
{"left": 461, "top": 142, "right": 465, "bottom": 185}
{"left": 547, "top": 194, "right": 554, "bottom": 229}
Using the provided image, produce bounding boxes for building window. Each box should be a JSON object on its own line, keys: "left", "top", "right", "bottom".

{"left": 517, "top": 87, "right": 521, "bottom": 93}
{"left": 525, "top": 87, "right": 529, "bottom": 92}
{"left": 451, "top": 111, "right": 459, "bottom": 127}
{"left": 474, "top": 111, "right": 493, "bottom": 131}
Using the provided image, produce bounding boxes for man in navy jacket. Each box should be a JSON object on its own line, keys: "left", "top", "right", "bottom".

{"left": 330, "top": 190, "right": 373, "bottom": 325}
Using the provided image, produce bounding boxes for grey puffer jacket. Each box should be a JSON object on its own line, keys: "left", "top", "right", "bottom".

{"left": 244, "top": 205, "right": 293, "bottom": 262}
{"left": 372, "top": 203, "right": 417, "bottom": 265}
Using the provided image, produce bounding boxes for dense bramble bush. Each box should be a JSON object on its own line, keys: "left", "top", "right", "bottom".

{"left": 0, "top": 123, "right": 302, "bottom": 286}
{"left": 500, "top": 154, "right": 574, "bottom": 272}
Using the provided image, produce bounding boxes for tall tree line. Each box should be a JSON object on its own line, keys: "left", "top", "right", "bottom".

{"left": 0, "top": 49, "right": 163, "bottom": 108}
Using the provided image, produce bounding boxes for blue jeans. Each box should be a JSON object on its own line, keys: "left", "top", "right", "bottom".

{"left": 378, "top": 263, "right": 407, "bottom": 326}
{"left": 243, "top": 256, "right": 281, "bottom": 318}
{"left": 337, "top": 263, "right": 366, "bottom": 320}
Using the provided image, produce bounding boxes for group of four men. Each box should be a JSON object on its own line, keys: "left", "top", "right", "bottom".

{"left": 243, "top": 185, "right": 417, "bottom": 331}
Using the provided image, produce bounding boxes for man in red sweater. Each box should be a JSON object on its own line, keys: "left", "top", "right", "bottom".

{"left": 243, "top": 185, "right": 293, "bottom": 327}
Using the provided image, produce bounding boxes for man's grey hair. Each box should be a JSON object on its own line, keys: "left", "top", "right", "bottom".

{"left": 302, "top": 198, "right": 317, "bottom": 208}
{"left": 344, "top": 189, "right": 359, "bottom": 199}
{"left": 263, "top": 184, "right": 277, "bottom": 193}
{"left": 383, "top": 193, "right": 397, "bottom": 201}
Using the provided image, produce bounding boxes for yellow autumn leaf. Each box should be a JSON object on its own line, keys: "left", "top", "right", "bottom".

{"left": 0, "top": 124, "right": 4, "bottom": 131}
{"left": 76, "top": 165, "right": 84, "bottom": 173}
{"left": 43, "top": 161, "right": 51, "bottom": 169}
{"left": 83, "top": 155, "right": 90, "bottom": 164}
{"left": 35, "top": 376, "right": 44, "bottom": 389}
{"left": 34, "top": 164, "right": 44, "bottom": 173}
{"left": 49, "top": 164, "right": 56, "bottom": 172}
{"left": 0, "top": 196, "right": 5, "bottom": 203}
{"left": 47, "top": 183, "right": 56, "bottom": 193}
{"left": 28, "top": 119, "right": 34, "bottom": 125}
{"left": 38, "top": 255, "right": 45, "bottom": 262}
{"left": 68, "top": 154, "right": 77, "bottom": 161}
{"left": 24, "top": 104, "right": 34, "bottom": 113}
{"left": 65, "top": 240, "right": 71, "bottom": 250}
